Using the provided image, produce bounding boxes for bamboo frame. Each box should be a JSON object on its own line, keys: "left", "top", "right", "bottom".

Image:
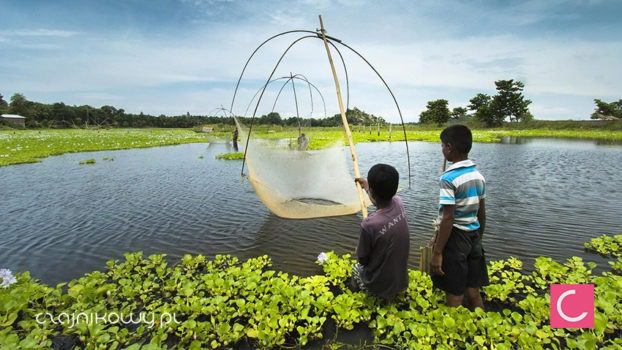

{"left": 318, "top": 15, "right": 368, "bottom": 218}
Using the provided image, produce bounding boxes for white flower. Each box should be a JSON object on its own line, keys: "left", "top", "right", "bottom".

{"left": 317, "top": 252, "right": 328, "bottom": 265}
{"left": 0, "top": 269, "right": 17, "bottom": 288}
{"left": 0, "top": 269, "right": 11, "bottom": 279}
{"left": 2, "top": 275, "right": 17, "bottom": 288}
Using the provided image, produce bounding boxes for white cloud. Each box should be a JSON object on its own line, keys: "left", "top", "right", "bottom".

{"left": 0, "top": 29, "right": 80, "bottom": 38}
{"left": 1, "top": 0, "right": 620, "bottom": 121}
{"left": 269, "top": 10, "right": 306, "bottom": 27}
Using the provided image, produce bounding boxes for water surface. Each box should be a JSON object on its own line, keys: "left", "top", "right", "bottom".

{"left": 1, "top": 138, "right": 620, "bottom": 284}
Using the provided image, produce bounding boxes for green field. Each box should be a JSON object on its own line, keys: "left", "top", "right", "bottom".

{"left": 0, "top": 129, "right": 209, "bottom": 167}
{"left": 1, "top": 124, "right": 621, "bottom": 166}
{"left": 237, "top": 126, "right": 622, "bottom": 150}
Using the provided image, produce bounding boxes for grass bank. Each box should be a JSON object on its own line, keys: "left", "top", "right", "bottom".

{"left": 0, "top": 129, "right": 209, "bottom": 167}
{"left": 2, "top": 123, "right": 621, "bottom": 166}
{"left": 217, "top": 123, "right": 622, "bottom": 153}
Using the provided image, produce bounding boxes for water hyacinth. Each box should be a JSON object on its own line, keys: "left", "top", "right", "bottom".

{"left": 317, "top": 252, "right": 328, "bottom": 265}
{"left": 0, "top": 268, "right": 17, "bottom": 288}
{"left": 0, "top": 268, "right": 11, "bottom": 278}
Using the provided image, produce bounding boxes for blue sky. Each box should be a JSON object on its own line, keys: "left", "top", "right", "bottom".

{"left": 1, "top": 0, "right": 621, "bottom": 121}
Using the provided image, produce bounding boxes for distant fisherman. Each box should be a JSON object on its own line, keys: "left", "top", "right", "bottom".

{"left": 297, "top": 133, "right": 309, "bottom": 151}
{"left": 232, "top": 127, "right": 239, "bottom": 151}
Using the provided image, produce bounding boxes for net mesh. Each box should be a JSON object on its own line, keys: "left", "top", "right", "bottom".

{"left": 237, "top": 120, "right": 370, "bottom": 219}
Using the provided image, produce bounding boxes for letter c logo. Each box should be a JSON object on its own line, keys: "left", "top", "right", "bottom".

{"left": 556, "top": 289, "right": 588, "bottom": 323}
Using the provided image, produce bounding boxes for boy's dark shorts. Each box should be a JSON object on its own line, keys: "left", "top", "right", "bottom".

{"left": 431, "top": 226, "right": 489, "bottom": 296}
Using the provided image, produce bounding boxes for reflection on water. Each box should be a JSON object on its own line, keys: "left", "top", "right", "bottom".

{"left": 0, "top": 139, "right": 621, "bottom": 284}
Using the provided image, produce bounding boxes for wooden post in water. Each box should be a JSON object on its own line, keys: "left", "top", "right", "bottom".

{"left": 318, "top": 15, "right": 368, "bottom": 218}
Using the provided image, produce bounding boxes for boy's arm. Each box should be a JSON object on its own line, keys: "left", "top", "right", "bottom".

{"left": 431, "top": 205, "right": 455, "bottom": 276}
{"left": 356, "top": 226, "right": 371, "bottom": 266}
{"left": 354, "top": 178, "right": 369, "bottom": 193}
{"left": 478, "top": 199, "right": 486, "bottom": 237}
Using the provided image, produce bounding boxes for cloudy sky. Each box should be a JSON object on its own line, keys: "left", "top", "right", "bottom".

{"left": 1, "top": 0, "right": 621, "bottom": 122}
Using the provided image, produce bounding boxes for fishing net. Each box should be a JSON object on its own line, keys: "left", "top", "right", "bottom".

{"left": 237, "top": 120, "right": 370, "bottom": 219}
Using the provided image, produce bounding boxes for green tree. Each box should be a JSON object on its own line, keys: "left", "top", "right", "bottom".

{"left": 591, "top": 99, "right": 622, "bottom": 119}
{"left": 343, "top": 107, "right": 382, "bottom": 125}
{"left": 468, "top": 93, "right": 499, "bottom": 127}
{"left": 468, "top": 93, "right": 491, "bottom": 112}
{"left": 451, "top": 107, "right": 468, "bottom": 120}
{"left": 0, "top": 93, "right": 8, "bottom": 114}
{"left": 259, "top": 112, "right": 282, "bottom": 125}
{"left": 491, "top": 79, "right": 532, "bottom": 123}
{"left": 468, "top": 80, "right": 533, "bottom": 127}
{"left": 419, "top": 99, "right": 450, "bottom": 126}
{"left": 9, "top": 93, "right": 30, "bottom": 116}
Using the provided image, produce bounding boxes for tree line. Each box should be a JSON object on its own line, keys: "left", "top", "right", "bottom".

{"left": 257, "top": 107, "right": 385, "bottom": 127}
{"left": 419, "top": 79, "right": 621, "bottom": 126}
{"left": 0, "top": 93, "right": 231, "bottom": 128}
{"left": 419, "top": 79, "right": 533, "bottom": 127}
{"left": 2, "top": 87, "right": 619, "bottom": 129}
{"left": 0, "top": 93, "right": 385, "bottom": 128}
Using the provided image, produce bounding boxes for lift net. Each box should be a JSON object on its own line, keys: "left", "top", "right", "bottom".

{"left": 237, "top": 120, "right": 370, "bottom": 219}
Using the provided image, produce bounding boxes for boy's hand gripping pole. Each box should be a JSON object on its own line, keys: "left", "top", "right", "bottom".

{"left": 318, "top": 15, "right": 368, "bottom": 218}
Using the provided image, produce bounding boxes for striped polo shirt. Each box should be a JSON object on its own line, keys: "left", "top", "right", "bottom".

{"left": 438, "top": 159, "right": 486, "bottom": 231}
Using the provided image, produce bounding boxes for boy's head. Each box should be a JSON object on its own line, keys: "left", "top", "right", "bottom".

{"left": 367, "top": 164, "right": 399, "bottom": 206}
{"left": 440, "top": 124, "right": 472, "bottom": 161}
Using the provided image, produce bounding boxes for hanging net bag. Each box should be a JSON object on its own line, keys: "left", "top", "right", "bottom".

{"left": 229, "top": 17, "right": 411, "bottom": 219}
{"left": 236, "top": 120, "right": 370, "bottom": 219}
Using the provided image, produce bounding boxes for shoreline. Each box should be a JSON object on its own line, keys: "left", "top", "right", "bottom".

{"left": 1, "top": 127, "right": 621, "bottom": 167}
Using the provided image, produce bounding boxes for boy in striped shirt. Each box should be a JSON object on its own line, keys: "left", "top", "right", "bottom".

{"left": 431, "top": 125, "right": 489, "bottom": 309}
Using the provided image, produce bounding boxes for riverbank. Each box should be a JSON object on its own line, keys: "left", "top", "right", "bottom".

{"left": 1, "top": 235, "right": 620, "bottom": 349}
{"left": 0, "top": 129, "right": 209, "bottom": 166}
{"left": 1, "top": 124, "right": 621, "bottom": 166}
{"left": 239, "top": 119, "right": 622, "bottom": 148}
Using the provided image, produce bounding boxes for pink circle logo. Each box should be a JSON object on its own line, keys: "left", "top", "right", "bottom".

{"left": 550, "top": 284, "right": 594, "bottom": 329}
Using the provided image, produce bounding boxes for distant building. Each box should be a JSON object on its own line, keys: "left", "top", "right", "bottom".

{"left": 1, "top": 114, "right": 26, "bottom": 127}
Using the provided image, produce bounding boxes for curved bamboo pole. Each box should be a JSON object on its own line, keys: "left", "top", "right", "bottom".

{"left": 318, "top": 15, "right": 368, "bottom": 218}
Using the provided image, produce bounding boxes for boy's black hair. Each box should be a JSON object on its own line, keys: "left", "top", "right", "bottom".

{"left": 440, "top": 124, "right": 472, "bottom": 154}
{"left": 367, "top": 164, "right": 399, "bottom": 202}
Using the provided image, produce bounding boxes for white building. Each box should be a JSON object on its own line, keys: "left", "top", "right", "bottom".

{"left": 1, "top": 114, "right": 26, "bottom": 127}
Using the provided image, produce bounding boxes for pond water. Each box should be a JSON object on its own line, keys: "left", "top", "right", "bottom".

{"left": 1, "top": 138, "right": 621, "bottom": 285}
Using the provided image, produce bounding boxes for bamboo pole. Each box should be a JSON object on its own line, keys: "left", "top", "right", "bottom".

{"left": 318, "top": 15, "right": 368, "bottom": 218}
{"left": 420, "top": 158, "right": 448, "bottom": 273}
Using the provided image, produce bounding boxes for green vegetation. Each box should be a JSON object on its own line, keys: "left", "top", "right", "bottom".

{"left": 419, "top": 99, "right": 450, "bottom": 126}
{"left": 0, "top": 129, "right": 208, "bottom": 166}
{"left": 1, "top": 92, "right": 384, "bottom": 129}
{"left": 236, "top": 124, "right": 622, "bottom": 150}
{"left": 79, "top": 159, "right": 96, "bottom": 165}
{"left": 585, "top": 235, "right": 622, "bottom": 274}
{"left": 591, "top": 99, "right": 622, "bottom": 120}
{"left": 216, "top": 152, "right": 244, "bottom": 160}
{"left": 1, "top": 123, "right": 620, "bottom": 167}
{"left": 3, "top": 93, "right": 230, "bottom": 128}
{"left": 1, "top": 235, "right": 621, "bottom": 349}
{"left": 0, "top": 93, "right": 8, "bottom": 114}
{"left": 420, "top": 79, "right": 533, "bottom": 126}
